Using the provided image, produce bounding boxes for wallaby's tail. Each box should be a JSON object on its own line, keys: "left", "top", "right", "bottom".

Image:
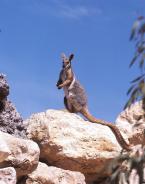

{"left": 81, "top": 108, "right": 131, "bottom": 151}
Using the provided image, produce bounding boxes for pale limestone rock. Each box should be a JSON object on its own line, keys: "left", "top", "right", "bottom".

{"left": 116, "top": 101, "right": 145, "bottom": 145}
{"left": 24, "top": 162, "right": 86, "bottom": 184}
{"left": 0, "top": 134, "right": 10, "bottom": 162}
{"left": 0, "top": 167, "right": 16, "bottom": 184}
{"left": 26, "top": 109, "right": 123, "bottom": 182}
{"left": 0, "top": 131, "right": 40, "bottom": 178}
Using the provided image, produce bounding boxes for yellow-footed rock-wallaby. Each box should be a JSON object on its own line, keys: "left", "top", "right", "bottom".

{"left": 56, "top": 53, "right": 131, "bottom": 151}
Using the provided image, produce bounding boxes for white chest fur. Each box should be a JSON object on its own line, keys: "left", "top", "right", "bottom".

{"left": 61, "top": 70, "right": 75, "bottom": 98}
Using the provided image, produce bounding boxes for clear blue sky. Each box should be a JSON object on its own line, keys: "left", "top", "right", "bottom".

{"left": 0, "top": 0, "right": 145, "bottom": 121}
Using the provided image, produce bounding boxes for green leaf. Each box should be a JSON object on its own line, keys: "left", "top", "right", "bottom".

{"left": 139, "top": 23, "right": 145, "bottom": 34}
{"left": 127, "top": 85, "right": 135, "bottom": 95}
{"left": 138, "top": 45, "right": 145, "bottom": 53}
{"left": 129, "top": 54, "right": 139, "bottom": 68}
{"left": 131, "top": 88, "right": 139, "bottom": 98}
{"left": 131, "top": 75, "right": 145, "bottom": 83}
{"left": 125, "top": 88, "right": 140, "bottom": 109}
{"left": 139, "top": 80, "right": 145, "bottom": 95}
{"left": 130, "top": 20, "right": 140, "bottom": 40}
{"left": 110, "top": 169, "right": 120, "bottom": 182}
{"left": 124, "top": 99, "right": 133, "bottom": 109}
{"left": 139, "top": 58, "right": 144, "bottom": 69}
{"left": 137, "top": 16, "right": 144, "bottom": 20}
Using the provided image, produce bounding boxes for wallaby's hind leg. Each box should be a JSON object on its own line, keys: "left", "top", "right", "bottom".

{"left": 64, "top": 96, "right": 69, "bottom": 111}
{"left": 64, "top": 96, "right": 76, "bottom": 113}
{"left": 68, "top": 95, "right": 83, "bottom": 113}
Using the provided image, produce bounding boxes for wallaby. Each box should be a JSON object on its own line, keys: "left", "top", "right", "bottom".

{"left": 56, "top": 53, "right": 131, "bottom": 151}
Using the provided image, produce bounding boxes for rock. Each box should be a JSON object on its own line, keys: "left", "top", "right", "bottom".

{"left": 26, "top": 109, "right": 123, "bottom": 182}
{"left": 0, "top": 131, "right": 40, "bottom": 178}
{"left": 0, "top": 134, "right": 10, "bottom": 162}
{"left": 0, "top": 167, "right": 16, "bottom": 184}
{"left": 21, "top": 162, "right": 86, "bottom": 184}
{"left": 116, "top": 101, "right": 145, "bottom": 145}
{"left": 0, "top": 74, "right": 26, "bottom": 138}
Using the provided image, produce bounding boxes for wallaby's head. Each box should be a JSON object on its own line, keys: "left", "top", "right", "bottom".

{"left": 61, "top": 53, "right": 74, "bottom": 69}
{"left": 0, "top": 74, "right": 9, "bottom": 101}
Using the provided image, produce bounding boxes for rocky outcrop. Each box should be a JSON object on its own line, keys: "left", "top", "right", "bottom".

{"left": 0, "top": 74, "right": 26, "bottom": 138}
{"left": 0, "top": 167, "right": 16, "bottom": 184}
{"left": 0, "top": 134, "right": 10, "bottom": 162}
{"left": 21, "top": 162, "right": 86, "bottom": 184}
{"left": 0, "top": 131, "right": 40, "bottom": 178}
{"left": 116, "top": 101, "right": 145, "bottom": 145}
{"left": 25, "top": 109, "right": 124, "bottom": 182}
{"left": 0, "top": 73, "right": 144, "bottom": 184}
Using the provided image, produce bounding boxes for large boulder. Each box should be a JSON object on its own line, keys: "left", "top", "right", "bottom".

{"left": 0, "top": 131, "right": 40, "bottom": 178}
{"left": 0, "top": 167, "right": 16, "bottom": 184}
{"left": 25, "top": 109, "right": 125, "bottom": 183}
{"left": 21, "top": 162, "right": 86, "bottom": 184}
{"left": 0, "top": 134, "right": 10, "bottom": 162}
{"left": 116, "top": 101, "right": 145, "bottom": 145}
{"left": 0, "top": 74, "right": 26, "bottom": 138}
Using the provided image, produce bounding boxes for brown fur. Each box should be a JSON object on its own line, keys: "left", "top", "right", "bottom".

{"left": 56, "top": 53, "right": 131, "bottom": 151}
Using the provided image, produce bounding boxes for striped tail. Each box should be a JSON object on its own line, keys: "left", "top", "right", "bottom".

{"left": 80, "top": 108, "right": 131, "bottom": 151}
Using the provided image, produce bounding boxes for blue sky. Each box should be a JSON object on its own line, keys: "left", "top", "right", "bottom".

{"left": 0, "top": 0, "right": 145, "bottom": 121}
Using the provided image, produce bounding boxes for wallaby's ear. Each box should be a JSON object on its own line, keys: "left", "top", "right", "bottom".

{"left": 69, "top": 54, "right": 74, "bottom": 62}
{"left": 61, "top": 53, "right": 67, "bottom": 60}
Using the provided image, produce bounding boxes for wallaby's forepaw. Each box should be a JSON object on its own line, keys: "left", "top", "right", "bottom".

{"left": 57, "top": 86, "right": 62, "bottom": 89}
{"left": 56, "top": 83, "right": 62, "bottom": 89}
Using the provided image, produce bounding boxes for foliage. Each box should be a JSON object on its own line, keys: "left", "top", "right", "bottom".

{"left": 125, "top": 16, "right": 145, "bottom": 109}
{"left": 109, "top": 17, "right": 145, "bottom": 184}
{"left": 109, "top": 147, "right": 145, "bottom": 184}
